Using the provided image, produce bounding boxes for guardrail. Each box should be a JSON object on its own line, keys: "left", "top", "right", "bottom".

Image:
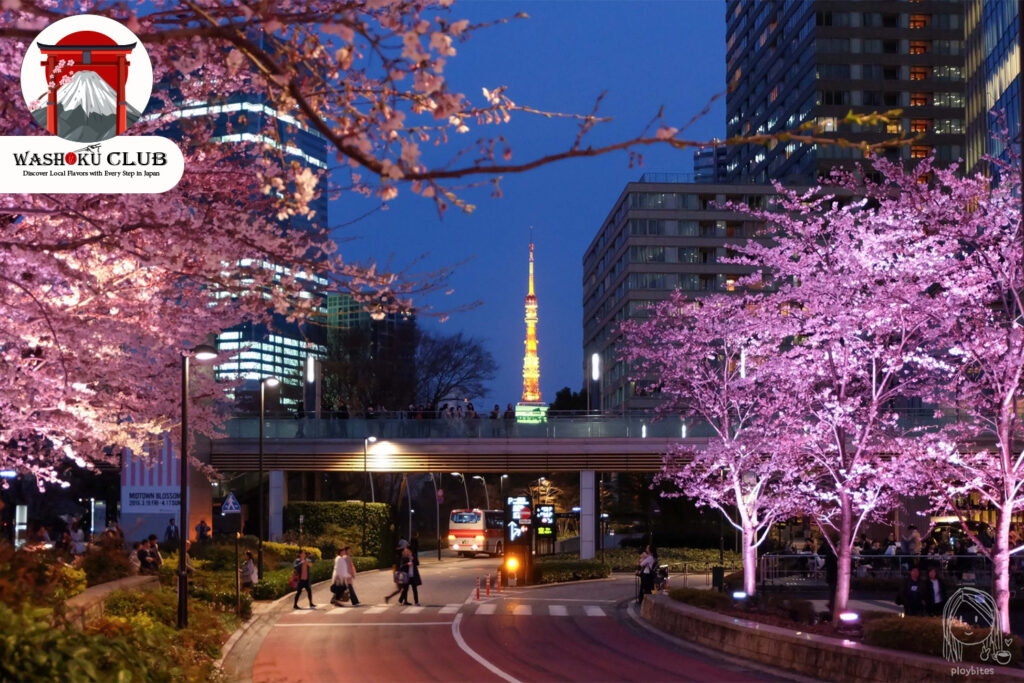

{"left": 758, "top": 553, "right": 996, "bottom": 590}
{"left": 219, "top": 408, "right": 952, "bottom": 441}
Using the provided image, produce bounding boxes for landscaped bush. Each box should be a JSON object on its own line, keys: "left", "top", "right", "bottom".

{"left": 865, "top": 615, "right": 1023, "bottom": 665}
{"left": 0, "top": 590, "right": 229, "bottom": 682}
{"left": 668, "top": 586, "right": 734, "bottom": 611}
{"left": 0, "top": 545, "right": 87, "bottom": 607}
{"left": 78, "top": 544, "right": 134, "bottom": 586}
{"left": 55, "top": 564, "right": 87, "bottom": 601}
{"left": 283, "top": 501, "right": 393, "bottom": 565}
{"left": 761, "top": 594, "right": 817, "bottom": 623}
{"left": 551, "top": 547, "right": 742, "bottom": 573}
{"left": 533, "top": 560, "right": 610, "bottom": 584}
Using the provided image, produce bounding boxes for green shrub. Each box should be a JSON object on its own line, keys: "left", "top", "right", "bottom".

{"left": 865, "top": 615, "right": 1023, "bottom": 665}
{"left": 549, "top": 547, "right": 742, "bottom": 573}
{"left": 262, "top": 541, "right": 322, "bottom": 563}
{"left": 55, "top": 564, "right": 87, "bottom": 601}
{"left": 79, "top": 545, "right": 134, "bottom": 586}
{"left": 668, "top": 587, "right": 734, "bottom": 611}
{"left": 533, "top": 560, "right": 610, "bottom": 584}
{"left": 761, "top": 594, "right": 817, "bottom": 623}
{"left": 0, "top": 591, "right": 227, "bottom": 682}
{"left": 283, "top": 502, "right": 393, "bottom": 565}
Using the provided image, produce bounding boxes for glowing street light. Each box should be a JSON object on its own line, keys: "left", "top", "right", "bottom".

{"left": 257, "top": 376, "right": 279, "bottom": 580}
{"left": 472, "top": 475, "right": 490, "bottom": 509}
{"left": 451, "top": 472, "right": 470, "bottom": 508}
{"left": 364, "top": 436, "right": 377, "bottom": 503}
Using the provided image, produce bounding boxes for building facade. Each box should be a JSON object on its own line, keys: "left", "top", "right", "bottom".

{"left": 582, "top": 178, "right": 774, "bottom": 411}
{"left": 965, "top": 0, "right": 1019, "bottom": 174}
{"left": 693, "top": 144, "right": 728, "bottom": 183}
{"left": 725, "top": 0, "right": 966, "bottom": 184}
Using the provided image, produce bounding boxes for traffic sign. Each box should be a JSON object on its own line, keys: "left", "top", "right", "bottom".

{"left": 221, "top": 492, "right": 241, "bottom": 514}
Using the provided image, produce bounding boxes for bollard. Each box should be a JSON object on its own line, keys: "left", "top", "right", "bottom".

{"left": 497, "top": 570, "right": 502, "bottom": 592}
{"left": 486, "top": 573, "right": 491, "bottom": 597}
{"left": 476, "top": 576, "right": 480, "bottom": 601}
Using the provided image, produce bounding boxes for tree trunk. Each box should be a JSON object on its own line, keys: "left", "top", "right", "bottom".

{"left": 742, "top": 522, "right": 758, "bottom": 596}
{"left": 994, "top": 504, "right": 1013, "bottom": 633}
{"left": 832, "top": 492, "right": 853, "bottom": 623}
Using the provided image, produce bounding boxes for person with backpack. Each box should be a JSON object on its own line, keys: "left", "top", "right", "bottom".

{"left": 292, "top": 549, "right": 315, "bottom": 609}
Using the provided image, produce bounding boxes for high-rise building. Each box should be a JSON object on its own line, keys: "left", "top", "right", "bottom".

{"left": 582, "top": 177, "right": 774, "bottom": 411}
{"left": 320, "top": 293, "right": 417, "bottom": 413}
{"left": 725, "top": 0, "right": 966, "bottom": 184}
{"left": 965, "top": 0, "right": 1019, "bottom": 174}
{"left": 693, "top": 144, "right": 728, "bottom": 183}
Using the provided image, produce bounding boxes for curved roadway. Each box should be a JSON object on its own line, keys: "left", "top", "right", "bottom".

{"left": 250, "top": 556, "right": 801, "bottom": 682}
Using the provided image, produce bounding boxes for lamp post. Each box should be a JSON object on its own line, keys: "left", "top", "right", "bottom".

{"left": 428, "top": 472, "right": 441, "bottom": 561}
{"left": 363, "top": 436, "right": 377, "bottom": 503}
{"left": 178, "top": 343, "right": 218, "bottom": 630}
{"left": 451, "top": 472, "right": 470, "bottom": 507}
{"left": 472, "top": 475, "right": 490, "bottom": 509}
{"left": 257, "top": 377, "right": 279, "bottom": 581}
{"left": 500, "top": 474, "right": 508, "bottom": 503}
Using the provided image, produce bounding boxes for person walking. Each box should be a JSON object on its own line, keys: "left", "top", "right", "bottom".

{"left": 342, "top": 546, "right": 361, "bottom": 606}
{"left": 637, "top": 546, "right": 655, "bottom": 602}
{"left": 397, "top": 546, "right": 418, "bottom": 605}
{"left": 385, "top": 540, "right": 408, "bottom": 604}
{"left": 331, "top": 547, "right": 352, "bottom": 606}
{"left": 69, "top": 519, "right": 87, "bottom": 557}
{"left": 400, "top": 537, "right": 422, "bottom": 606}
{"left": 293, "top": 549, "right": 315, "bottom": 609}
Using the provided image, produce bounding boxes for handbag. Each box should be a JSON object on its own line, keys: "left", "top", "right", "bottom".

{"left": 288, "top": 571, "right": 299, "bottom": 589}
{"left": 394, "top": 569, "right": 408, "bottom": 585}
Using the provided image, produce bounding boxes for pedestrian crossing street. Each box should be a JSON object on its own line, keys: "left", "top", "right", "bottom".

{"left": 312, "top": 602, "right": 610, "bottom": 618}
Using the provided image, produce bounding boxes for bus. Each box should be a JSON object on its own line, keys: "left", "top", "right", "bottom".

{"left": 448, "top": 509, "right": 505, "bottom": 557}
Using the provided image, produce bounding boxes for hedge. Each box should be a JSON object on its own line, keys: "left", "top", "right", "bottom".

{"left": 865, "top": 615, "right": 1023, "bottom": 665}
{"left": 550, "top": 548, "right": 742, "bottom": 573}
{"left": 534, "top": 560, "right": 610, "bottom": 584}
{"left": 250, "top": 559, "right": 334, "bottom": 601}
{"left": 668, "top": 586, "right": 734, "bottom": 611}
{"left": 283, "top": 501, "right": 393, "bottom": 566}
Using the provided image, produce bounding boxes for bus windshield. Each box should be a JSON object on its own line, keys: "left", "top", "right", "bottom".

{"left": 450, "top": 511, "right": 481, "bottom": 524}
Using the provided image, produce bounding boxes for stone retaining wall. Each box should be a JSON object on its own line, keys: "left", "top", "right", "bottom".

{"left": 65, "top": 575, "right": 160, "bottom": 627}
{"left": 640, "top": 594, "right": 1024, "bottom": 682}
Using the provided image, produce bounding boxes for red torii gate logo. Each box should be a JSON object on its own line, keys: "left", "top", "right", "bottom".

{"left": 20, "top": 15, "right": 152, "bottom": 143}
{"left": 38, "top": 31, "right": 135, "bottom": 136}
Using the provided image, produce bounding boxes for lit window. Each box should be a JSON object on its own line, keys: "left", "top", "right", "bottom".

{"left": 909, "top": 14, "right": 929, "bottom": 29}
{"left": 910, "top": 119, "right": 931, "bottom": 133}
{"left": 911, "top": 145, "right": 930, "bottom": 159}
{"left": 886, "top": 121, "right": 902, "bottom": 134}
{"left": 910, "top": 66, "right": 930, "bottom": 81}
{"left": 910, "top": 93, "right": 930, "bottom": 107}
{"left": 909, "top": 41, "right": 930, "bottom": 55}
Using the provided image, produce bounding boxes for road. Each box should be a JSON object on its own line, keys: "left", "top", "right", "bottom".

{"left": 249, "top": 556, "right": 802, "bottom": 683}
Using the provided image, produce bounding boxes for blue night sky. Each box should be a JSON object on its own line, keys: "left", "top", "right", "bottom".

{"left": 332, "top": 1, "right": 725, "bottom": 409}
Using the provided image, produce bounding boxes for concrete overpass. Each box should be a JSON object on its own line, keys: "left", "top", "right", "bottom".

{"left": 209, "top": 415, "right": 704, "bottom": 559}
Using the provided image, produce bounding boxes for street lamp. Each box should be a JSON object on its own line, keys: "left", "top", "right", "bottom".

{"left": 428, "top": 473, "right": 442, "bottom": 561}
{"left": 590, "top": 352, "right": 601, "bottom": 413}
{"left": 364, "top": 436, "right": 377, "bottom": 503}
{"left": 472, "top": 475, "right": 490, "bottom": 509}
{"left": 257, "top": 377, "right": 279, "bottom": 581}
{"left": 179, "top": 343, "right": 218, "bottom": 630}
{"left": 451, "top": 472, "right": 470, "bottom": 508}
{"left": 500, "top": 474, "right": 508, "bottom": 502}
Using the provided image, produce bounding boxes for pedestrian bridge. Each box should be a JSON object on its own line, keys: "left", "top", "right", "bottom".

{"left": 209, "top": 415, "right": 703, "bottom": 473}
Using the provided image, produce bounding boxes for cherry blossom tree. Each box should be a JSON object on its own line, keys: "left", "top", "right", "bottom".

{"left": 621, "top": 292, "right": 798, "bottom": 596}
{"left": 727, "top": 165, "right": 947, "bottom": 622}
{"left": 875, "top": 152, "right": 1024, "bottom": 634}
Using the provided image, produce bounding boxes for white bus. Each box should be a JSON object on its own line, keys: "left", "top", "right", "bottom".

{"left": 447, "top": 508, "right": 505, "bottom": 557}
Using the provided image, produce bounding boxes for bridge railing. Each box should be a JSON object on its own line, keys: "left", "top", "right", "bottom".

{"left": 218, "top": 407, "right": 950, "bottom": 440}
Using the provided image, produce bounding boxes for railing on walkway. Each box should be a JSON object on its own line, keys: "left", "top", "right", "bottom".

{"left": 219, "top": 408, "right": 951, "bottom": 441}
{"left": 758, "top": 553, "right": 996, "bottom": 590}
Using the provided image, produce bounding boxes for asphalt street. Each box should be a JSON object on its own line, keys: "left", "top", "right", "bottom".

{"left": 247, "top": 556, "right": 804, "bottom": 683}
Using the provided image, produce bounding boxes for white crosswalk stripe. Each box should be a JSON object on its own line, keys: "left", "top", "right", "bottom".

{"left": 548, "top": 605, "right": 569, "bottom": 616}
{"left": 583, "top": 606, "right": 605, "bottom": 617}
{"left": 365, "top": 605, "right": 389, "bottom": 614}
{"left": 402, "top": 606, "right": 425, "bottom": 614}
{"left": 512, "top": 604, "right": 532, "bottom": 616}
{"left": 439, "top": 604, "right": 461, "bottom": 614}
{"left": 475, "top": 603, "right": 497, "bottom": 615}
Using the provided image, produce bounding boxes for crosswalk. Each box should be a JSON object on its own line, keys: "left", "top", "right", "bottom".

{"left": 315, "top": 602, "right": 609, "bottom": 619}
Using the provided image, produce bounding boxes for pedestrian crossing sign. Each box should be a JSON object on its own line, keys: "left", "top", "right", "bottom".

{"left": 221, "top": 492, "right": 241, "bottom": 514}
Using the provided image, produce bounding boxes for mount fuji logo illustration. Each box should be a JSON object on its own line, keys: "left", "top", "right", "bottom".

{"left": 20, "top": 16, "right": 152, "bottom": 143}
{"left": 32, "top": 69, "right": 142, "bottom": 142}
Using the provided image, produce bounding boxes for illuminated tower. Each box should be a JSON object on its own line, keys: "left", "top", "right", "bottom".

{"left": 522, "top": 242, "right": 541, "bottom": 402}
{"left": 517, "top": 240, "right": 548, "bottom": 423}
